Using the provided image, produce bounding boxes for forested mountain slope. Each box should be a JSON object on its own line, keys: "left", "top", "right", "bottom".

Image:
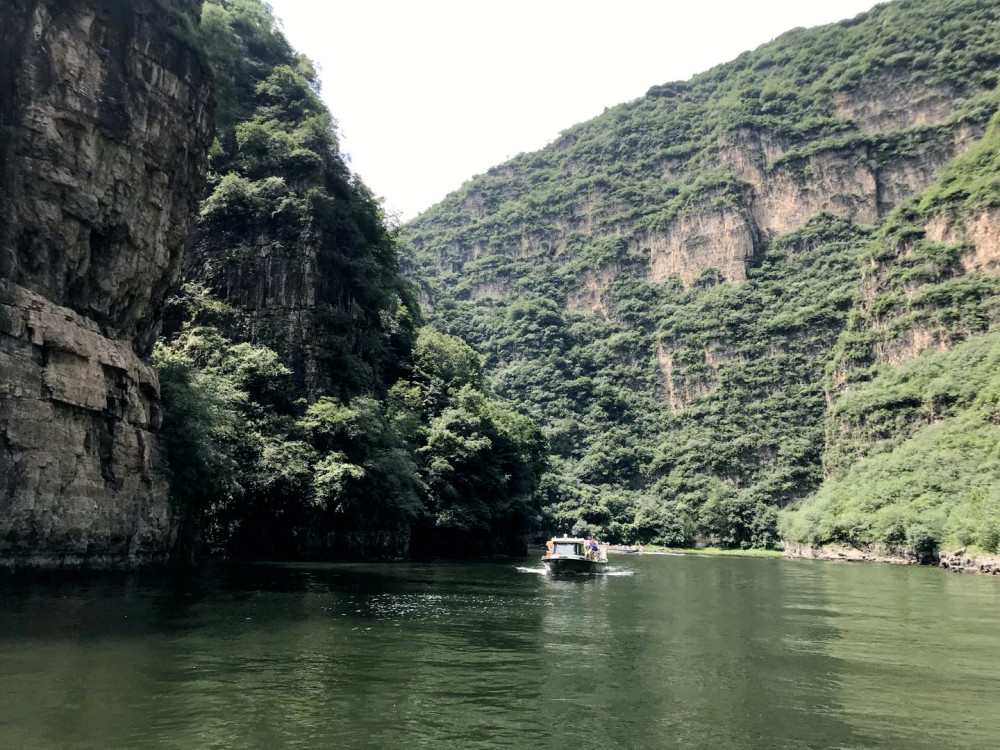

{"left": 403, "top": 0, "right": 1000, "bottom": 552}
{"left": 782, "top": 111, "right": 1000, "bottom": 555}
{"left": 155, "top": 0, "right": 545, "bottom": 560}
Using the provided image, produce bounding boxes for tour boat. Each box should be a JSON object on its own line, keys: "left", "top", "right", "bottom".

{"left": 542, "top": 536, "right": 609, "bottom": 574}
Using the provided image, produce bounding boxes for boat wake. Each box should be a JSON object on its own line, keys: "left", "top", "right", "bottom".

{"left": 515, "top": 566, "right": 634, "bottom": 577}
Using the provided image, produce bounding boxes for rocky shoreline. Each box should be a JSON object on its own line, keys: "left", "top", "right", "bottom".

{"left": 938, "top": 549, "right": 1000, "bottom": 576}
{"left": 783, "top": 542, "right": 1000, "bottom": 576}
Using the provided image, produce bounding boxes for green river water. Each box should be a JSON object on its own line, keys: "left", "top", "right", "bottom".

{"left": 1, "top": 554, "right": 999, "bottom": 749}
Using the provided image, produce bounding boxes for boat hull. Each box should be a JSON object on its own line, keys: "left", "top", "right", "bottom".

{"left": 542, "top": 557, "right": 609, "bottom": 574}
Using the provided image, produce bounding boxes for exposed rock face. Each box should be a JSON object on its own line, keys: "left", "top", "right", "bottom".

{"left": 786, "top": 543, "right": 1000, "bottom": 575}
{"left": 706, "top": 122, "right": 978, "bottom": 281}
{"left": 644, "top": 119, "right": 978, "bottom": 292}
{"left": 566, "top": 265, "right": 620, "bottom": 316}
{"left": 648, "top": 203, "right": 758, "bottom": 286}
{"left": 414, "top": 88, "right": 988, "bottom": 320}
{"left": 0, "top": 0, "right": 213, "bottom": 567}
{"left": 832, "top": 207, "right": 1000, "bottom": 385}
{"left": 188, "top": 230, "right": 326, "bottom": 391}
{"left": 469, "top": 279, "right": 514, "bottom": 302}
{"left": 831, "top": 79, "right": 959, "bottom": 134}
{"left": 657, "top": 343, "right": 721, "bottom": 413}
{"left": 925, "top": 208, "right": 1000, "bottom": 274}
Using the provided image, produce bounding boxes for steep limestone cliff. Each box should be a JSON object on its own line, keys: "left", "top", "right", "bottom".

{"left": 0, "top": 0, "right": 213, "bottom": 567}
{"left": 829, "top": 111, "right": 1000, "bottom": 392}
{"left": 924, "top": 209, "right": 1000, "bottom": 274}
{"left": 409, "top": 86, "right": 990, "bottom": 316}
{"left": 815, "top": 109, "right": 1000, "bottom": 485}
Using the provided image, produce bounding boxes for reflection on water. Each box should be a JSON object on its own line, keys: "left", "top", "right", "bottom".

{"left": 1, "top": 556, "right": 999, "bottom": 749}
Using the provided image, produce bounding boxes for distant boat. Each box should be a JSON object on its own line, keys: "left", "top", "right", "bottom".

{"left": 542, "top": 536, "right": 609, "bottom": 574}
{"left": 606, "top": 543, "right": 644, "bottom": 554}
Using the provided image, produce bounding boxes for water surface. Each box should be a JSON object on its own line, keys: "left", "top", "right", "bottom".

{"left": 1, "top": 555, "right": 998, "bottom": 749}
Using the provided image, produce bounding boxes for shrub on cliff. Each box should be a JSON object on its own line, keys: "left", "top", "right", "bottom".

{"left": 154, "top": 342, "right": 243, "bottom": 521}
{"left": 189, "top": 0, "right": 418, "bottom": 398}
{"left": 395, "top": 330, "right": 548, "bottom": 554}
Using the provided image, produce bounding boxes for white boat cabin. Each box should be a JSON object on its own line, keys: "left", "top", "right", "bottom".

{"left": 551, "top": 538, "right": 586, "bottom": 557}
{"left": 545, "top": 536, "right": 607, "bottom": 562}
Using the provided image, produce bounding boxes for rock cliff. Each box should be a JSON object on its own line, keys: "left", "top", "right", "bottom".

{"left": 0, "top": 0, "right": 213, "bottom": 567}
{"left": 177, "top": 30, "right": 410, "bottom": 400}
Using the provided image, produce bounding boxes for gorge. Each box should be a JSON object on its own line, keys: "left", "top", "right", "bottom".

{"left": 2, "top": 0, "right": 1000, "bottom": 568}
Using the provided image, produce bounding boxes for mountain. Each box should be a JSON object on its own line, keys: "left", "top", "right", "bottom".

{"left": 171, "top": 0, "right": 417, "bottom": 400}
{"left": 4, "top": 0, "right": 997, "bottom": 568}
{"left": 781, "top": 111, "right": 1000, "bottom": 557}
{"left": 403, "top": 0, "right": 1000, "bottom": 554}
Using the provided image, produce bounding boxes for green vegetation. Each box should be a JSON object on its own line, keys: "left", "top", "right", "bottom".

{"left": 398, "top": 330, "right": 547, "bottom": 554}
{"left": 193, "top": 0, "right": 416, "bottom": 397}
{"left": 156, "top": 325, "right": 545, "bottom": 557}
{"left": 828, "top": 111, "right": 1000, "bottom": 391}
{"left": 406, "top": 0, "right": 1000, "bottom": 266}
{"left": 917, "top": 110, "right": 1000, "bottom": 217}
{"left": 155, "top": 0, "right": 544, "bottom": 558}
{"left": 782, "top": 111, "right": 1000, "bottom": 554}
{"left": 782, "top": 332, "right": 1000, "bottom": 554}
{"left": 413, "top": 214, "right": 869, "bottom": 549}
{"left": 403, "top": 0, "right": 1000, "bottom": 555}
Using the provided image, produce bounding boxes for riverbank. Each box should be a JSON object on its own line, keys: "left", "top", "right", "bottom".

{"left": 938, "top": 549, "right": 1000, "bottom": 575}
{"left": 783, "top": 542, "right": 1000, "bottom": 576}
{"left": 642, "top": 546, "right": 784, "bottom": 558}
{"left": 642, "top": 542, "right": 1000, "bottom": 576}
{"left": 782, "top": 542, "right": 920, "bottom": 565}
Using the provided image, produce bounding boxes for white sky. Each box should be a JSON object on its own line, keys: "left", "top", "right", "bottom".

{"left": 266, "top": 0, "right": 882, "bottom": 221}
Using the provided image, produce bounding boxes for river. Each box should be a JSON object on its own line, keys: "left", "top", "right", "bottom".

{"left": 1, "top": 554, "right": 998, "bottom": 749}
